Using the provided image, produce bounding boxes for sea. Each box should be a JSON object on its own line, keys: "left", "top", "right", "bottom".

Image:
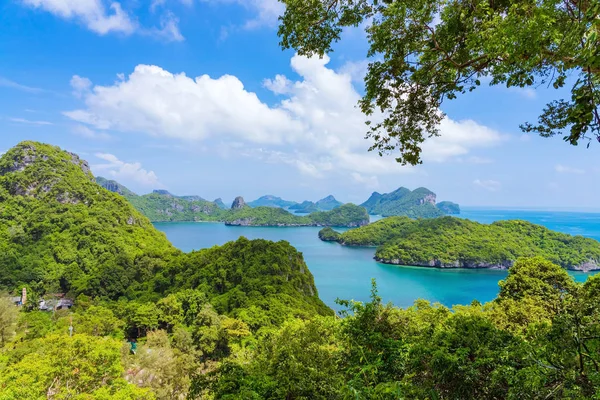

{"left": 154, "top": 208, "right": 600, "bottom": 311}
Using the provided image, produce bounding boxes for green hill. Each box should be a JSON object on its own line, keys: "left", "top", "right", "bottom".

{"left": 320, "top": 216, "right": 600, "bottom": 270}
{"left": 127, "top": 192, "right": 225, "bottom": 222}
{"left": 437, "top": 201, "right": 461, "bottom": 214}
{"left": 0, "top": 142, "right": 178, "bottom": 299}
{"left": 289, "top": 195, "right": 343, "bottom": 213}
{"left": 248, "top": 195, "right": 298, "bottom": 208}
{"left": 224, "top": 204, "right": 369, "bottom": 227}
{"left": 361, "top": 187, "right": 459, "bottom": 218}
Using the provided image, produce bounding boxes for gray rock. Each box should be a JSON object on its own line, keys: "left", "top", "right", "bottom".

{"left": 231, "top": 196, "right": 246, "bottom": 209}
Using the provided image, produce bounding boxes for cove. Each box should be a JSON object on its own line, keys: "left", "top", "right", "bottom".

{"left": 154, "top": 208, "right": 600, "bottom": 310}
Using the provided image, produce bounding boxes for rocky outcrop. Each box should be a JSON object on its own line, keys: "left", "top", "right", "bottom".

{"left": 231, "top": 196, "right": 247, "bottom": 209}
{"left": 374, "top": 257, "right": 600, "bottom": 271}
{"left": 419, "top": 193, "right": 436, "bottom": 205}
{"left": 569, "top": 261, "right": 600, "bottom": 272}
{"left": 374, "top": 257, "right": 515, "bottom": 270}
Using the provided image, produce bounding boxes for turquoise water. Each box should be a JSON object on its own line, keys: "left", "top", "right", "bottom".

{"left": 154, "top": 208, "right": 599, "bottom": 310}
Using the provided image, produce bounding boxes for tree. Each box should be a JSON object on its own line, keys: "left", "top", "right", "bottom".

{"left": 0, "top": 296, "right": 18, "bottom": 347}
{"left": 278, "top": 0, "right": 600, "bottom": 165}
{"left": 0, "top": 334, "right": 153, "bottom": 399}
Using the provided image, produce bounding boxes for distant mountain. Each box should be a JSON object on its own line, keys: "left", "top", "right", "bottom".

{"left": 180, "top": 195, "right": 207, "bottom": 202}
{"left": 361, "top": 187, "right": 459, "bottom": 218}
{"left": 96, "top": 176, "right": 137, "bottom": 197}
{"left": 248, "top": 195, "right": 298, "bottom": 208}
{"left": 96, "top": 179, "right": 225, "bottom": 222}
{"left": 315, "top": 195, "right": 343, "bottom": 211}
{"left": 289, "top": 195, "right": 343, "bottom": 213}
{"left": 214, "top": 198, "right": 228, "bottom": 209}
{"left": 289, "top": 200, "right": 318, "bottom": 213}
{"left": 437, "top": 201, "right": 461, "bottom": 215}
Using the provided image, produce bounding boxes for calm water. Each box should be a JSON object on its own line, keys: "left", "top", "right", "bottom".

{"left": 154, "top": 208, "right": 599, "bottom": 310}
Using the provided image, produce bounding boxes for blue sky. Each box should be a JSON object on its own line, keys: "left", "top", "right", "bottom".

{"left": 0, "top": 0, "right": 598, "bottom": 209}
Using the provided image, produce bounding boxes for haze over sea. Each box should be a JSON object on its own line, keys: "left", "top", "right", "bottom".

{"left": 155, "top": 208, "right": 600, "bottom": 310}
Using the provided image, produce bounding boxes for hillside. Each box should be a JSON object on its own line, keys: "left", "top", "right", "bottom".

{"left": 248, "top": 195, "right": 298, "bottom": 208}
{"left": 0, "top": 142, "right": 178, "bottom": 299}
{"left": 361, "top": 187, "right": 459, "bottom": 218}
{"left": 95, "top": 176, "right": 137, "bottom": 197}
{"left": 224, "top": 203, "right": 369, "bottom": 227}
{"left": 97, "top": 178, "right": 227, "bottom": 222}
{"left": 0, "top": 141, "right": 331, "bottom": 313}
{"left": 320, "top": 216, "right": 600, "bottom": 270}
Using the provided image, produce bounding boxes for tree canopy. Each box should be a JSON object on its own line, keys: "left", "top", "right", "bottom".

{"left": 278, "top": 0, "right": 600, "bottom": 165}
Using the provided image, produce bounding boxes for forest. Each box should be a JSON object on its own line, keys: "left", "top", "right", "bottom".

{"left": 321, "top": 217, "right": 600, "bottom": 270}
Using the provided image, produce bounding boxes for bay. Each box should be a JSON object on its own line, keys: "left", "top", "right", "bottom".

{"left": 154, "top": 208, "right": 600, "bottom": 310}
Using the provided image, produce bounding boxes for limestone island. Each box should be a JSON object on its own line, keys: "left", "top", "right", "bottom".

{"left": 319, "top": 216, "right": 600, "bottom": 271}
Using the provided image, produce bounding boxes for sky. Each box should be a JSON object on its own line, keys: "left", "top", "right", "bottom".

{"left": 0, "top": 0, "right": 598, "bottom": 209}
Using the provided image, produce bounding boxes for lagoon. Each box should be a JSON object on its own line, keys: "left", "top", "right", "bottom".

{"left": 154, "top": 208, "right": 600, "bottom": 310}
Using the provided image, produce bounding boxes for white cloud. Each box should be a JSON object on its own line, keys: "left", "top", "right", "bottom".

{"left": 21, "top": 0, "right": 136, "bottom": 35}
{"left": 508, "top": 86, "right": 537, "bottom": 99}
{"left": 351, "top": 172, "right": 379, "bottom": 189}
{"left": 555, "top": 164, "right": 585, "bottom": 174}
{"left": 71, "top": 75, "right": 92, "bottom": 97}
{"left": 20, "top": 0, "right": 184, "bottom": 41}
{"left": 66, "top": 55, "right": 504, "bottom": 180}
{"left": 339, "top": 59, "right": 370, "bottom": 84}
{"left": 421, "top": 118, "right": 505, "bottom": 163}
{"left": 8, "top": 117, "right": 53, "bottom": 126}
{"left": 0, "top": 77, "right": 43, "bottom": 93}
{"left": 461, "top": 156, "right": 494, "bottom": 164}
{"left": 145, "top": 11, "right": 184, "bottom": 42}
{"left": 72, "top": 125, "right": 111, "bottom": 140}
{"left": 93, "top": 153, "right": 162, "bottom": 187}
{"left": 202, "top": 0, "right": 284, "bottom": 28}
{"left": 474, "top": 179, "right": 501, "bottom": 192}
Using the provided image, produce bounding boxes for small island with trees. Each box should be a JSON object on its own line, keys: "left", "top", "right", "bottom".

{"left": 320, "top": 216, "right": 600, "bottom": 271}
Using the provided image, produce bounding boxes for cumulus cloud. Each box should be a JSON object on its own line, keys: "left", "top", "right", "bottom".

{"left": 473, "top": 179, "right": 501, "bottom": 192}
{"left": 20, "top": 0, "right": 184, "bottom": 41}
{"left": 21, "top": 0, "right": 136, "bottom": 35}
{"left": 555, "top": 164, "right": 585, "bottom": 174}
{"left": 93, "top": 153, "right": 162, "bottom": 187}
{"left": 66, "top": 55, "right": 504, "bottom": 180}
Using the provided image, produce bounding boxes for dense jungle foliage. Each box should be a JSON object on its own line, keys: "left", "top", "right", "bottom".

{"left": 3, "top": 257, "right": 600, "bottom": 399}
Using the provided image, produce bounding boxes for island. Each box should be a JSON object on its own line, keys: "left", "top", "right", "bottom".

{"left": 96, "top": 179, "right": 369, "bottom": 228}
{"left": 224, "top": 203, "right": 369, "bottom": 227}
{"left": 289, "top": 195, "right": 343, "bottom": 213}
{"left": 320, "top": 216, "right": 600, "bottom": 271}
{"left": 360, "top": 187, "right": 459, "bottom": 218}
{"left": 248, "top": 195, "right": 298, "bottom": 208}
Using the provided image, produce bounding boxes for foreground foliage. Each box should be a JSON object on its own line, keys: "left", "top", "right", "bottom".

{"left": 5, "top": 257, "right": 600, "bottom": 399}
{"left": 322, "top": 216, "right": 600, "bottom": 270}
{"left": 278, "top": 0, "right": 600, "bottom": 164}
